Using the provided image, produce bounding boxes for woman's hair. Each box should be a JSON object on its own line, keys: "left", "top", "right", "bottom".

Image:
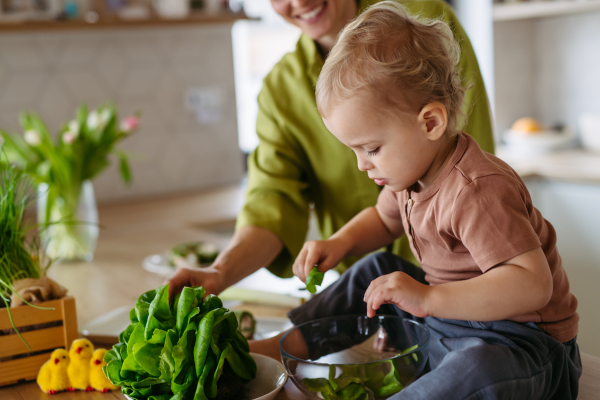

{"left": 316, "top": 1, "right": 466, "bottom": 135}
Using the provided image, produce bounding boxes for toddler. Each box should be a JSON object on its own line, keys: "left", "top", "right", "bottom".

{"left": 270, "top": 2, "right": 581, "bottom": 399}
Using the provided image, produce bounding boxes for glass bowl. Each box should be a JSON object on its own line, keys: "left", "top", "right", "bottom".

{"left": 279, "top": 315, "right": 429, "bottom": 399}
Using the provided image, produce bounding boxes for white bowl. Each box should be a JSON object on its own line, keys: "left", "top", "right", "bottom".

{"left": 245, "top": 353, "right": 288, "bottom": 400}
{"left": 503, "top": 127, "right": 576, "bottom": 156}
{"left": 123, "top": 353, "right": 287, "bottom": 400}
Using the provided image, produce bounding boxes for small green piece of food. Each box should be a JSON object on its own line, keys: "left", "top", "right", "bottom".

{"left": 233, "top": 310, "right": 256, "bottom": 339}
{"left": 305, "top": 267, "right": 325, "bottom": 294}
{"left": 398, "top": 344, "right": 419, "bottom": 365}
{"left": 168, "top": 242, "right": 220, "bottom": 268}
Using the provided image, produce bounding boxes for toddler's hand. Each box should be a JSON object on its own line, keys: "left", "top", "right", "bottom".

{"left": 293, "top": 239, "right": 349, "bottom": 282}
{"left": 364, "top": 272, "right": 431, "bottom": 318}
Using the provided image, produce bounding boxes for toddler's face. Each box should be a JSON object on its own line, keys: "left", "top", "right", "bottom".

{"left": 323, "top": 94, "right": 443, "bottom": 192}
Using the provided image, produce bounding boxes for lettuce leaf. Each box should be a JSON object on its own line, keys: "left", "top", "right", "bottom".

{"left": 105, "top": 284, "right": 256, "bottom": 400}
{"left": 306, "top": 267, "right": 325, "bottom": 294}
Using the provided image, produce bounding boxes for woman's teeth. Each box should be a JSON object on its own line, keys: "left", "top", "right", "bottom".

{"left": 299, "top": 3, "right": 324, "bottom": 20}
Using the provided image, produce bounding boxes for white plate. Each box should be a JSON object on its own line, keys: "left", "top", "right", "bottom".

{"left": 142, "top": 253, "right": 212, "bottom": 276}
{"left": 253, "top": 317, "right": 293, "bottom": 340}
{"left": 123, "top": 353, "right": 287, "bottom": 400}
{"left": 81, "top": 307, "right": 291, "bottom": 342}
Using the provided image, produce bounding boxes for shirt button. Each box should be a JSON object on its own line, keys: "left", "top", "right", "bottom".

{"left": 408, "top": 237, "right": 413, "bottom": 243}
{"left": 408, "top": 199, "right": 414, "bottom": 207}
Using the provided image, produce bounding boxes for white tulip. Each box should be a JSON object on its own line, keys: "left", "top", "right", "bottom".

{"left": 87, "top": 110, "right": 99, "bottom": 130}
{"left": 24, "top": 130, "right": 41, "bottom": 146}
{"left": 67, "top": 120, "right": 80, "bottom": 137}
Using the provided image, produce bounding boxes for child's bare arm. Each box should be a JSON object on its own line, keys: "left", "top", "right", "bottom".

{"left": 364, "top": 247, "right": 553, "bottom": 321}
{"left": 429, "top": 247, "right": 553, "bottom": 320}
{"left": 334, "top": 206, "right": 404, "bottom": 257}
{"left": 293, "top": 207, "right": 404, "bottom": 281}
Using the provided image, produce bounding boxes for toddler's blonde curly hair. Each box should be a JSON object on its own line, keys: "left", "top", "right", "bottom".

{"left": 316, "top": 1, "right": 466, "bottom": 136}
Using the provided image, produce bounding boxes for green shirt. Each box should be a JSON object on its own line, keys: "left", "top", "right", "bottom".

{"left": 236, "top": 0, "right": 494, "bottom": 278}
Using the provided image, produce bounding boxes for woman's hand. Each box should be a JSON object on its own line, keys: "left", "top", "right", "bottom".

{"left": 166, "top": 226, "right": 283, "bottom": 301}
{"left": 293, "top": 238, "right": 350, "bottom": 282}
{"left": 363, "top": 272, "right": 432, "bottom": 318}
{"left": 167, "top": 266, "right": 225, "bottom": 300}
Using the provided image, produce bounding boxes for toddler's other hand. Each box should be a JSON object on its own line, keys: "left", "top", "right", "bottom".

{"left": 293, "top": 239, "right": 349, "bottom": 282}
{"left": 364, "top": 272, "right": 431, "bottom": 318}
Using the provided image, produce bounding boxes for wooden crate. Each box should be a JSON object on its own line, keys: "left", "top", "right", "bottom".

{"left": 0, "top": 296, "right": 78, "bottom": 387}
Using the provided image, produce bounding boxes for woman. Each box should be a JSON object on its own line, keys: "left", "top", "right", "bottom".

{"left": 168, "top": 0, "right": 494, "bottom": 298}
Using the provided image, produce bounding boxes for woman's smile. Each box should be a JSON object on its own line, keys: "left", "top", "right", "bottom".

{"left": 270, "top": 0, "right": 357, "bottom": 53}
{"left": 296, "top": 2, "right": 327, "bottom": 23}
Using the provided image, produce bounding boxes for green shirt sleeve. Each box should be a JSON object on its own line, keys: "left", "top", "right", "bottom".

{"left": 235, "top": 85, "right": 310, "bottom": 278}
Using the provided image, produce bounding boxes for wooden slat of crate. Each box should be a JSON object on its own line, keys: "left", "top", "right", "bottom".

{"left": 0, "top": 298, "right": 64, "bottom": 330}
{"left": 0, "top": 353, "right": 52, "bottom": 384}
{"left": 62, "top": 296, "right": 78, "bottom": 349}
{"left": 0, "top": 326, "right": 65, "bottom": 358}
{"left": 0, "top": 297, "right": 78, "bottom": 386}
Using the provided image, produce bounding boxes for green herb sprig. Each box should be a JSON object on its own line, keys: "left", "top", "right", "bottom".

{"left": 0, "top": 157, "right": 54, "bottom": 351}
{"left": 0, "top": 160, "right": 41, "bottom": 299}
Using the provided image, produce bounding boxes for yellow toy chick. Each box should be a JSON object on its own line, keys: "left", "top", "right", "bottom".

{"left": 67, "top": 338, "right": 94, "bottom": 391}
{"left": 89, "top": 348, "right": 119, "bottom": 392}
{"left": 37, "top": 349, "right": 71, "bottom": 394}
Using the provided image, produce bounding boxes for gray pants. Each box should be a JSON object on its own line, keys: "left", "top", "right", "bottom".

{"left": 288, "top": 252, "right": 582, "bottom": 400}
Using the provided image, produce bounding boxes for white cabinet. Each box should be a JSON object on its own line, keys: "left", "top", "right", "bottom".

{"left": 525, "top": 177, "right": 600, "bottom": 356}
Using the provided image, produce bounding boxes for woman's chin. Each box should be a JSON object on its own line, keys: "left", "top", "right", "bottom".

{"left": 303, "top": 24, "right": 331, "bottom": 39}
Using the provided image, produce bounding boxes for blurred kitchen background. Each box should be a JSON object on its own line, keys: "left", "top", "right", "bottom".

{"left": 1, "top": 0, "right": 599, "bottom": 355}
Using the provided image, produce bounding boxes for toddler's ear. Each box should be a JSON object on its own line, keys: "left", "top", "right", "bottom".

{"left": 419, "top": 102, "right": 448, "bottom": 140}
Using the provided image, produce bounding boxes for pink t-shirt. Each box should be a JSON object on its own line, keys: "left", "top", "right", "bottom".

{"left": 376, "top": 132, "right": 578, "bottom": 343}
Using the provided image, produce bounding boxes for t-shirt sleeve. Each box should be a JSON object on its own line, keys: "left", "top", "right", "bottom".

{"left": 451, "top": 175, "right": 541, "bottom": 272}
{"left": 376, "top": 186, "right": 402, "bottom": 220}
{"left": 235, "top": 85, "right": 310, "bottom": 278}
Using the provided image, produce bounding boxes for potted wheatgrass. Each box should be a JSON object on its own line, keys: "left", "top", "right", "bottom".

{"left": 0, "top": 161, "right": 49, "bottom": 307}
{"left": 0, "top": 104, "right": 139, "bottom": 262}
{"left": 0, "top": 160, "right": 79, "bottom": 386}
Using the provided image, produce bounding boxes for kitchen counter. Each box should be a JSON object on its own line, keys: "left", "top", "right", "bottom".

{"left": 2, "top": 183, "right": 600, "bottom": 399}
{"left": 497, "top": 147, "right": 600, "bottom": 185}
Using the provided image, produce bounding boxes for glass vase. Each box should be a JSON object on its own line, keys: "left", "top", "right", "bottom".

{"left": 37, "top": 180, "right": 99, "bottom": 262}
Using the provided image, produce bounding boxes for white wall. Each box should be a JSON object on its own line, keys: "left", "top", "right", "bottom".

{"left": 535, "top": 13, "right": 600, "bottom": 130}
{"left": 453, "top": 0, "right": 495, "bottom": 112}
{"left": 493, "top": 19, "right": 535, "bottom": 135}
{"left": 232, "top": 0, "right": 300, "bottom": 153}
{"left": 0, "top": 26, "right": 244, "bottom": 202}
{"left": 494, "top": 12, "right": 600, "bottom": 135}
